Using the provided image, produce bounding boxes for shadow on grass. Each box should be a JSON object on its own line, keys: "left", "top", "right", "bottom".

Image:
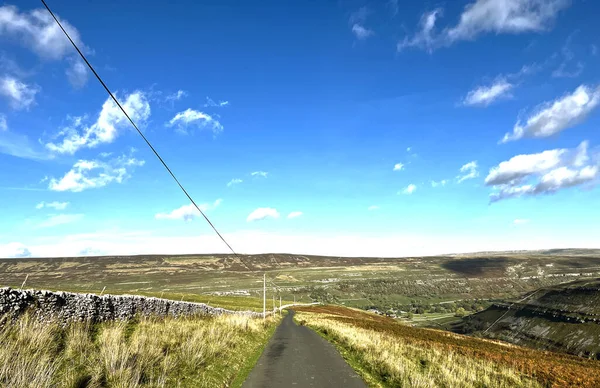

{"left": 441, "top": 257, "right": 511, "bottom": 277}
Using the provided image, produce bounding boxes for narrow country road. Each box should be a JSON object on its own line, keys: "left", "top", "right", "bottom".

{"left": 242, "top": 311, "right": 367, "bottom": 388}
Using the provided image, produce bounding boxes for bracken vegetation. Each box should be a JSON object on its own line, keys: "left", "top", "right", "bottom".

{"left": 293, "top": 305, "right": 600, "bottom": 387}
{"left": 0, "top": 313, "right": 278, "bottom": 387}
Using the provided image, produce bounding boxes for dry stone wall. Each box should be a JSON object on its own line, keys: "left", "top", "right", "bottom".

{"left": 0, "top": 287, "right": 262, "bottom": 323}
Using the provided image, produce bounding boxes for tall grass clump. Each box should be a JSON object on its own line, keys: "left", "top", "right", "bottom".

{"left": 0, "top": 315, "right": 63, "bottom": 387}
{"left": 0, "top": 313, "right": 277, "bottom": 387}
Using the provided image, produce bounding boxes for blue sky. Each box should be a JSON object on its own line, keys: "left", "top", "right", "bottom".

{"left": 1, "top": 0, "right": 599, "bottom": 258}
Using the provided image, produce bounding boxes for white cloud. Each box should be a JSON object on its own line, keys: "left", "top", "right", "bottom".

{"left": 431, "top": 179, "right": 448, "bottom": 187}
{"left": 0, "top": 6, "right": 85, "bottom": 59}
{"left": 48, "top": 154, "right": 144, "bottom": 192}
{"left": 486, "top": 141, "right": 599, "bottom": 202}
{"left": 490, "top": 184, "right": 535, "bottom": 202}
{"left": 552, "top": 61, "right": 584, "bottom": 78}
{"left": 0, "top": 242, "right": 31, "bottom": 258}
{"left": 351, "top": 24, "right": 374, "bottom": 40}
{"left": 461, "top": 64, "right": 541, "bottom": 108}
{"left": 165, "top": 90, "right": 187, "bottom": 102}
{"left": 204, "top": 97, "right": 229, "bottom": 107}
{"left": 502, "top": 85, "right": 600, "bottom": 143}
{"left": 251, "top": 171, "right": 268, "bottom": 178}
{"left": 349, "top": 7, "right": 369, "bottom": 24}
{"left": 349, "top": 7, "right": 374, "bottom": 40}
{"left": 457, "top": 161, "right": 479, "bottom": 183}
{"left": 393, "top": 163, "right": 404, "bottom": 171}
{"left": 513, "top": 218, "right": 530, "bottom": 225}
{"left": 463, "top": 78, "right": 513, "bottom": 106}
{"left": 36, "top": 201, "right": 68, "bottom": 210}
{"left": 0, "top": 76, "right": 39, "bottom": 109}
{"left": 489, "top": 166, "right": 599, "bottom": 202}
{"left": 367, "top": 205, "right": 380, "bottom": 211}
{"left": 155, "top": 199, "right": 222, "bottom": 222}
{"left": 247, "top": 207, "right": 280, "bottom": 222}
{"left": 485, "top": 144, "right": 579, "bottom": 186}
{"left": 388, "top": 0, "right": 399, "bottom": 16}
{"left": 227, "top": 178, "right": 242, "bottom": 187}
{"left": 0, "top": 129, "right": 52, "bottom": 160}
{"left": 8, "top": 227, "right": 600, "bottom": 259}
{"left": 538, "top": 165, "right": 597, "bottom": 191}
{"left": 399, "top": 0, "right": 569, "bottom": 52}
{"left": 0, "top": 5, "right": 90, "bottom": 86}
{"left": 398, "top": 9, "right": 442, "bottom": 52}
{"left": 155, "top": 204, "right": 197, "bottom": 222}
{"left": 36, "top": 214, "right": 83, "bottom": 228}
{"left": 592, "top": 44, "right": 598, "bottom": 56}
{"left": 446, "top": 0, "right": 569, "bottom": 40}
{"left": 552, "top": 33, "right": 584, "bottom": 79}
{"left": 0, "top": 54, "right": 30, "bottom": 78}
{"left": 46, "top": 91, "right": 151, "bottom": 154}
{"left": 0, "top": 114, "right": 6, "bottom": 131}
{"left": 400, "top": 184, "right": 417, "bottom": 195}
{"left": 287, "top": 211, "right": 303, "bottom": 219}
{"left": 167, "top": 108, "right": 223, "bottom": 135}
{"left": 65, "top": 58, "right": 88, "bottom": 88}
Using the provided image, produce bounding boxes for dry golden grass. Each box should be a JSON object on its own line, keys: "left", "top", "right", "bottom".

{"left": 294, "top": 310, "right": 538, "bottom": 387}
{"left": 294, "top": 305, "right": 600, "bottom": 388}
{"left": 0, "top": 313, "right": 278, "bottom": 387}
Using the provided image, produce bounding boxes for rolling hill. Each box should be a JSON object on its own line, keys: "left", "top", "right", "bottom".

{"left": 1, "top": 250, "right": 600, "bottom": 313}
{"left": 449, "top": 278, "right": 600, "bottom": 358}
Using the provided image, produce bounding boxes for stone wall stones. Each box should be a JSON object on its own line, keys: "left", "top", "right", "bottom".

{"left": 0, "top": 287, "right": 262, "bottom": 323}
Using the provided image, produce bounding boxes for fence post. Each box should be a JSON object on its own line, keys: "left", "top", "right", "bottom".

{"left": 20, "top": 274, "right": 29, "bottom": 290}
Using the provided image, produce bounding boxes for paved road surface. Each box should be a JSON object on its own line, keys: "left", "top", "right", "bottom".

{"left": 242, "top": 311, "right": 367, "bottom": 388}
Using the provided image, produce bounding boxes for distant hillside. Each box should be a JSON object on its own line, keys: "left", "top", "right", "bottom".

{"left": 1, "top": 250, "right": 600, "bottom": 315}
{"left": 449, "top": 278, "right": 600, "bottom": 358}
{"left": 450, "top": 248, "right": 600, "bottom": 257}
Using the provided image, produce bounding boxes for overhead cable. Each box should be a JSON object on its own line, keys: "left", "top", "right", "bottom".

{"left": 41, "top": 0, "right": 253, "bottom": 272}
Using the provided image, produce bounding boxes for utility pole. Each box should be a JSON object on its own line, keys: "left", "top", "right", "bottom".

{"left": 263, "top": 273, "right": 266, "bottom": 320}
{"left": 279, "top": 295, "right": 282, "bottom": 316}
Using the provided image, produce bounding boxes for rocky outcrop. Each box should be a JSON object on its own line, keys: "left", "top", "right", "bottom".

{"left": 0, "top": 287, "right": 262, "bottom": 323}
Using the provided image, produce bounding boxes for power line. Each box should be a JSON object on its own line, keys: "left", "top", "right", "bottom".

{"left": 268, "top": 278, "right": 283, "bottom": 293}
{"left": 41, "top": 0, "right": 253, "bottom": 272}
{"left": 484, "top": 290, "right": 541, "bottom": 334}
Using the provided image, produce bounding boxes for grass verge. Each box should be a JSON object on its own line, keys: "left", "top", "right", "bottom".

{"left": 0, "top": 313, "right": 280, "bottom": 387}
{"left": 230, "top": 315, "right": 280, "bottom": 388}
